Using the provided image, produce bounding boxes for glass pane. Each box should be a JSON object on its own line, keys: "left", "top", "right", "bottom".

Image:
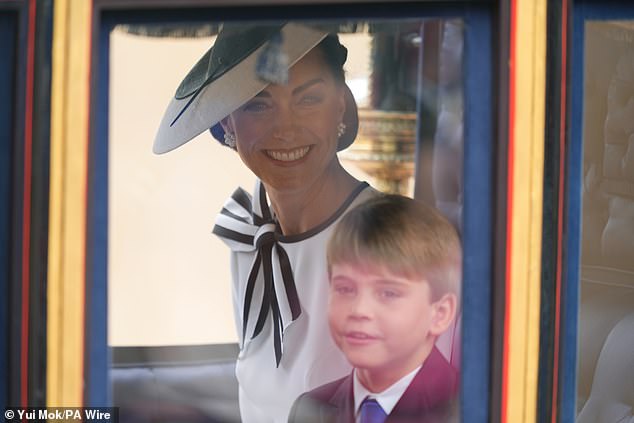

{"left": 108, "top": 18, "right": 464, "bottom": 422}
{"left": 577, "top": 20, "right": 634, "bottom": 422}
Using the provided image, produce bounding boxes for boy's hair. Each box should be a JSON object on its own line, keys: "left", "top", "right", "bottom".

{"left": 327, "top": 194, "right": 462, "bottom": 301}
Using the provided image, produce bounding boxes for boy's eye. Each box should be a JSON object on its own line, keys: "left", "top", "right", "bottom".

{"left": 333, "top": 284, "right": 355, "bottom": 296}
{"left": 379, "top": 289, "right": 401, "bottom": 299}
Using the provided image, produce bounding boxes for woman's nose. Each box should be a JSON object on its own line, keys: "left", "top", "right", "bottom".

{"left": 272, "top": 105, "right": 297, "bottom": 142}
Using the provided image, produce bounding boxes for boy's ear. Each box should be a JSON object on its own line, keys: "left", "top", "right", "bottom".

{"left": 429, "top": 293, "right": 458, "bottom": 336}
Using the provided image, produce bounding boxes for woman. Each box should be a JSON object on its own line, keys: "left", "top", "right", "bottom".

{"left": 154, "top": 23, "right": 376, "bottom": 422}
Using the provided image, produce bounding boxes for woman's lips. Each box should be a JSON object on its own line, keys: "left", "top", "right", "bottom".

{"left": 265, "top": 146, "right": 310, "bottom": 162}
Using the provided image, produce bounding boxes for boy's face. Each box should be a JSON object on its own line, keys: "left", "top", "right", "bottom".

{"left": 328, "top": 262, "right": 456, "bottom": 380}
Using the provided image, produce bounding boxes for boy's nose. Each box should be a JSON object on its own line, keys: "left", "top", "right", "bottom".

{"left": 348, "top": 293, "right": 374, "bottom": 319}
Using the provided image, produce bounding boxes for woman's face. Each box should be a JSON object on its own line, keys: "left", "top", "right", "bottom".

{"left": 221, "top": 48, "right": 346, "bottom": 192}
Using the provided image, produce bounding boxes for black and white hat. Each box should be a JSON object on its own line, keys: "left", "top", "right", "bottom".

{"left": 153, "top": 22, "right": 358, "bottom": 154}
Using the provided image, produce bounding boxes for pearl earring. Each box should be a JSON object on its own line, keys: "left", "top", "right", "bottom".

{"left": 224, "top": 132, "right": 236, "bottom": 148}
{"left": 337, "top": 122, "right": 346, "bottom": 138}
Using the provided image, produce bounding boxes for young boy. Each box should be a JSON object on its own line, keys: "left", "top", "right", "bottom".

{"left": 288, "top": 194, "right": 461, "bottom": 423}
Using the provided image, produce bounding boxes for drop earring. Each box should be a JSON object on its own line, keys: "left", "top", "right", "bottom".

{"left": 337, "top": 122, "right": 346, "bottom": 139}
{"left": 224, "top": 132, "right": 236, "bottom": 149}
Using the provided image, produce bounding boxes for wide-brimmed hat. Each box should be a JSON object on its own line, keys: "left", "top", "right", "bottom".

{"left": 153, "top": 22, "right": 358, "bottom": 154}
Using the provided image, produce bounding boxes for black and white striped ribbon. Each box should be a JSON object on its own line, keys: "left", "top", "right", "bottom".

{"left": 213, "top": 180, "right": 301, "bottom": 367}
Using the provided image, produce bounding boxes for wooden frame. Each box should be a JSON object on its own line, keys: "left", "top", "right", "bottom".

{"left": 0, "top": 0, "right": 27, "bottom": 410}
{"left": 81, "top": 3, "right": 499, "bottom": 421}
{"left": 3, "top": 0, "right": 573, "bottom": 421}
{"left": 502, "top": 0, "right": 547, "bottom": 422}
{"left": 0, "top": 0, "right": 53, "bottom": 410}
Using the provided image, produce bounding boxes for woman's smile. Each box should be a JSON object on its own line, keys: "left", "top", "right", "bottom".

{"left": 264, "top": 146, "right": 311, "bottom": 162}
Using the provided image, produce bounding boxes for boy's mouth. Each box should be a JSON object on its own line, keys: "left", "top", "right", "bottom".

{"left": 343, "top": 331, "right": 380, "bottom": 345}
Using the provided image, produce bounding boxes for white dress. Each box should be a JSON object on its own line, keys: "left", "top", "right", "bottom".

{"left": 214, "top": 180, "right": 376, "bottom": 423}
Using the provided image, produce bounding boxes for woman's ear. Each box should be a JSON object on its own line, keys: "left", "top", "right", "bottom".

{"left": 429, "top": 293, "right": 458, "bottom": 336}
{"left": 336, "top": 86, "right": 346, "bottom": 122}
{"left": 219, "top": 115, "right": 235, "bottom": 135}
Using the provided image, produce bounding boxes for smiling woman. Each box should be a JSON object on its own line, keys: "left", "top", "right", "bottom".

{"left": 153, "top": 23, "right": 378, "bottom": 423}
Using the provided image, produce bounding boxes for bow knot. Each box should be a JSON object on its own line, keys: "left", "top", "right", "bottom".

{"left": 213, "top": 180, "right": 301, "bottom": 367}
{"left": 254, "top": 222, "right": 278, "bottom": 248}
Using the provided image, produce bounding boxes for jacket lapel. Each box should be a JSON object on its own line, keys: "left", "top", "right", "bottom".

{"left": 327, "top": 373, "right": 355, "bottom": 423}
{"left": 386, "top": 346, "right": 458, "bottom": 423}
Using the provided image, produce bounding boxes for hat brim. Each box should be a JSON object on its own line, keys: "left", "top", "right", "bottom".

{"left": 154, "top": 23, "right": 333, "bottom": 154}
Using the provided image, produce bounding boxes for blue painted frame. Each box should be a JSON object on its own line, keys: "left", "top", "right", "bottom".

{"left": 90, "top": 4, "right": 494, "bottom": 421}
{"left": 461, "top": 6, "right": 493, "bottom": 423}
{"left": 0, "top": 1, "right": 28, "bottom": 407}
{"left": 0, "top": 11, "right": 18, "bottom": 410}
{"left": 85, "top": 14, "right": 112, "bottom": 407}
{"left": 567, "top": 1, "right": 634, "bottom": 420}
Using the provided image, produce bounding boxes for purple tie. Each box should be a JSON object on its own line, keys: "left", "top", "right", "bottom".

{"left": 359, "top": 398, "right": 387, "bottom": 423}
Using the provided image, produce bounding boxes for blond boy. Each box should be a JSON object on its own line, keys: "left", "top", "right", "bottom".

{"left": 289, "top": 194, "right": 461, "bottom": 423}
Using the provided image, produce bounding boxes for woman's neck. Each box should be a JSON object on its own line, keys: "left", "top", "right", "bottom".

{"left": 265, "top": 162, "right": 360, "bottom": 236}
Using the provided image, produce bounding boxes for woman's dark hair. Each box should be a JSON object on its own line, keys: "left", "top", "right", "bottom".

{"left": 317, "top": 34, "right": 347, "bottom": 84}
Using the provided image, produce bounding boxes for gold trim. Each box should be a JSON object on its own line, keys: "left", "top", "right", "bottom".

{"left": 505, "top": 0, "right": 547, "bottom": 421}
{"left": 47, "top": 0, "right": 92, "bottom": 406}
{"left": 340, "top": 109, "right": 417, "bottom": 194}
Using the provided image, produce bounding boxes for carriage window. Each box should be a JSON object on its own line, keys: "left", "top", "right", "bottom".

{"left": 576, "top": 20, "right": 634, "bottom": 421}
{"left": 108, "top": 19, "right": 465, "bottom": 348}
{"left": 105, "top": 15, "right": 485, "bottom": 423}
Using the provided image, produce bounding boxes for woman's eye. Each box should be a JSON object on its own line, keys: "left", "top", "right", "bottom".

{"left": 242, "top": 101, "right": 270, "bottom": 112}
{"left": 298, "top": 94, "right": 323, "bottom": 106}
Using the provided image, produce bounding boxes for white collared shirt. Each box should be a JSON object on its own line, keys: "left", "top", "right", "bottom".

{"left": 353, "top": 365, "right": 422, "bottom": 422}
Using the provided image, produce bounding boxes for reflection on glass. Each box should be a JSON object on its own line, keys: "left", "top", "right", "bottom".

{"left": 108, "top": 19, "right": 464, "bottom": 423}
{"left": 577, "top": 20, "right": 634, "bottom": 423}
{"left": 433, "top": 20, "right": 463, "bottom": 232}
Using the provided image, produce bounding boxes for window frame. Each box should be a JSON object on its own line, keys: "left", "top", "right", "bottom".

{"left": 81, "top": 1, "right": 498, "bottom": 421}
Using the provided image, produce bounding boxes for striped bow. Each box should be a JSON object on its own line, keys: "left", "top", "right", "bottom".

{"left": 213, "top": 180, "right": 301, "bottom": 367}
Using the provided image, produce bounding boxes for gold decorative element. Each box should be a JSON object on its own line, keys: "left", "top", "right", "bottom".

{"left": 48, "top": 0, "right": 91, "bottom": 407}
{"left": 504, "top": 0, "right": 547, "bottom": 421}
{"left": 340, "top": 109, "right": 417, "bottom": 194}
